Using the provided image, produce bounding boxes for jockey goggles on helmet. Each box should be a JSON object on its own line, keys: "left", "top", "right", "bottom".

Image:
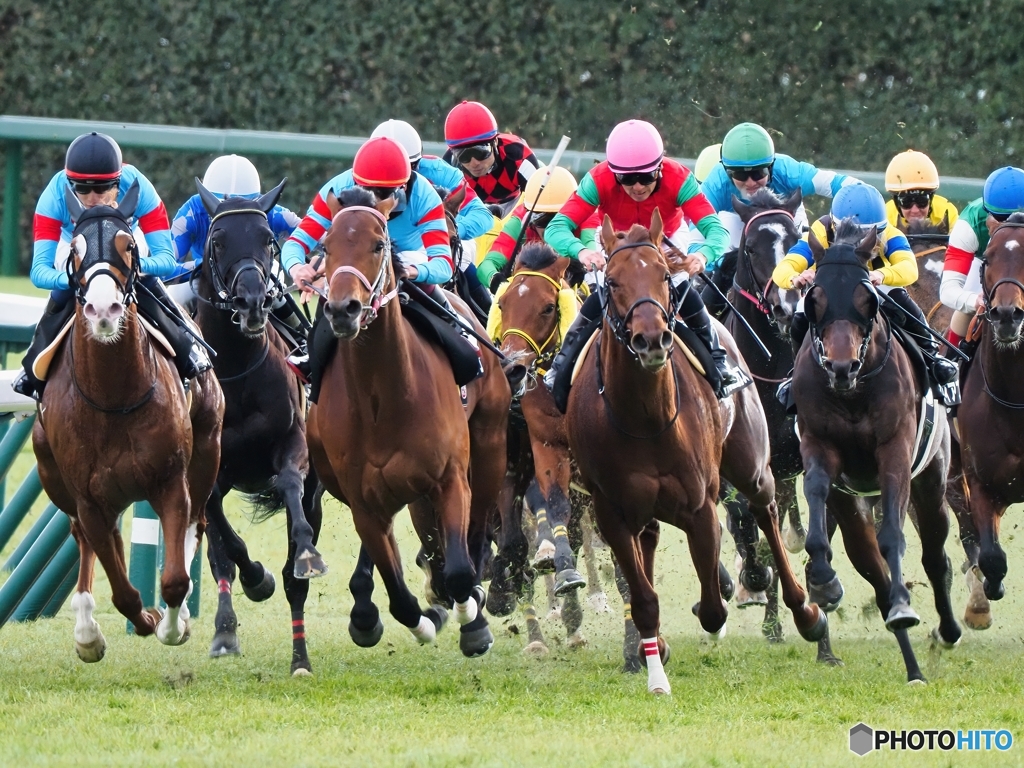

{"left": 725, "top": 165, "right": 771, "bottom": 182}
{"left": 615, "top": 169, "right": 659, "bottom": 187}
{"left": 454, "top": 143, "right": 493, "bottom": 164}
{"left": 893, "top": 190, "right": 932, "bottom": 210}
{"left": 529, "top": 211, "right": 556, "bottom": 229}
{"left": 359, "top": 185, "right": 401, "bottom": 201}
{"left": 987, "top": 208, "right": 1013, "bottom": 223}
{"left": 72, "top": 179, "right": 119, "bottom": 195}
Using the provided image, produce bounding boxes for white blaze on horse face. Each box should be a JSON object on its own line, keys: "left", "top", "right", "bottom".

{"left": 81, "top": 262, "right": 126, "bottom": 342}
{"left": 925, "top": 258, "right": 943, "bottom": 276}
{"left": 1006, "top": 240, "right": 1020, "bottom": 251}
{"left": 760, "top": 221, "right": 798, "bottom": 315}
{"left": 516, "top": 281, "right": 531, "bottom": 298}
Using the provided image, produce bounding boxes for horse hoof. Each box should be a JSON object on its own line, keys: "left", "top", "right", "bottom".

{"left": 425, "top": 605, "right": 449, "bottom": 633}
{"left": 718, "top": 561, "right": 735, "bottom": 603}
{"left": 523, "top": 640, "right": 549, "bottom": 657}
{"left": 240, "top": 563, "right": 276, "bottom": 602}
{"left": 622, "top": 656, "right": 643, "bottom": 674}
{"left": 349, "top": 617, "right": 385, "bottom": 648}
{"left": 291, "top": 666, "right": 312, "bottom": 678}
{"left": 703, "top": 622, "right": 727, "bottom": 642}
{"left": 75, "top": 636, "right": 107, "bottom": 664}
{"left": 885, "top": 604, "right": 921, "bottom": 632}
{"left": 293, "top": 549, "right": 328, "bottom": 580}
{"left": 799, "top": 606, "right": 828, "bottom": 643}
{"left": 588, "top": 591, "right": 611, "bottom": 613}
{"left": 808, "top": 576, "right": 844, "bottom": 612}
{"left": 485, "top": 585, "right": 516, "bottom": 617}
{"left": 736, "top": 585, "right": 768, "bottom": 609}
{"left": 209, "top": 631, "right": 241, "bottom": 657}
{"left": 964, "top": 607, "right": 993, "bottom": 630}
{"left": 817, "top": 653, "right": 845, "bottom": 667}
{"left": 930, "top": 625, "right": 962, "bottom": 649}
{"left": 459, "top": 623, "right": 494, "bottom": 658}
{"left": 782, "top": 526, "right": 806, "bottom": 554}
{"left": 566, "top": 630, "right": 588, "bottom": 649}
{"left": 554, "top": 568, "right": 586, "bottom": 596}
{"left": 907, "top": 678, "right": 928, "bottom": 687}
{"left": 983, "top": 578, "right": 1005, "bottom": 601}
{"left": 532, "top": 540, "right": 556, "bottom": 573}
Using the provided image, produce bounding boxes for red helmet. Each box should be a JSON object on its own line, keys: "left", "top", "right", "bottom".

{"left": 352, "top": 136, "right": 412, "bottom": 187}
{"left": 444, "top": 101, "right": 499, "bottom": 147}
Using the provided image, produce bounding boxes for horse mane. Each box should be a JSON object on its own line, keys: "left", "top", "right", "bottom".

{"left": 746, "top": 187, "right": 787, "bottom": 210}
{"left": 516, "top": 242, "right": 558, "bottom": 271}
{"left": 832, "top": 217, "right": 871, "bottom": 247}
{"left": 905, "top": 217, "right": 945, "bottom": 235}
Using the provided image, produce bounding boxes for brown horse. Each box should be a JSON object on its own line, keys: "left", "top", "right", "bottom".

{"left": 950, "top": 216, "right": 1024, "bottom": 628}
{"left": 31, "top": 190, "right": 223, "bottom": 661}
{"left": 899, "top": 214, "right": 952, "bottom": 331}
{"left": 306, "top": 189, "right": 510, "bottom": 657}
{"left": 567, "top": 212, "right": 824, "bottom": 695}
{"left": 794, "top": 220, "right": 961, "bottom": 683}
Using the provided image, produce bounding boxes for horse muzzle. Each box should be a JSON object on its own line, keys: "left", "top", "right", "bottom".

{"left": 324, "top": 297, "right": 364, "bottom": 339}
{"left": 824, "top": 357, "right": 861, "bottom": 392}
{"left": 631, "top": 329, "right": 673, "bottom": 372}
{"left": 988, "top": 304, "right": 1024, "bottom": 346}
{"left": 83, "top": 298, "right": 126, "bottom": 342}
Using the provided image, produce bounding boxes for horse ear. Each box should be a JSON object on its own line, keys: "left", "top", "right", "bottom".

{"left": 808, "top": 230, "right": 825, "bottom": 263}
{"left": 446, "top": 185, "right": 466, "bottom": 214}
{"left": 601, "top": 214, "right": 616, "bottom": 252}
{"left": 116, "top": 180, "right": 141, "bottom": 219}
{"left": 649, "top": 207, "right": 664, "bottom": 246}
{"left": 782, "top": 188, "right": 803, "bottom": 216}
{"left": 376, "top": 195, "right": 398, "bottom": 219}
{"left": 732, "top": 194, "right": 752, "bottom": 220}
{"left": 857, "top": 226, "right": 878, "bottom": 257}
{"left": 553, "top": 256, "right": 571, "bottom": 281}
{"left": 804, "top": 285, "right": 822, "bottom": 325}
{"left": 325, "top": 190, "right": 342, "bottom": 218}
{"left": 64, "top": 185, "right": 86, "bottom": 222}
{"left": 258, "top": 178, "right": 287, "bottom": 213}
{"left": 195, "top": 177, "right": 221, "bottom": 216}
{"left": 940, "top": 210, "right": 950, "bottom": 234}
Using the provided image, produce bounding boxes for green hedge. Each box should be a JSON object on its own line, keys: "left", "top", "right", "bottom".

{"left": 1, "top": 0, "right": 1018, "bottom": 271}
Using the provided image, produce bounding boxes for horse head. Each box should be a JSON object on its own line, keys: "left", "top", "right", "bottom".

{"left": 732, "top": 188, "right": 803, "bottom": 334}
{"left": 196, "top": 176, "right": 287, "bottom": 336}
{"left": 982, "top": 213, "right": 1024, "bottom": 345}
{"left": 65, "top": 181, "right": 141, "bottom": 342}
{"left": 600, "top": 209, "right": 675, "bottom": 372}
{"left": 803, "top": 219, "right": 880, "bottom": 391}
{"left": 322, "top": 187, "right": 399, "bottom": 339}
{"left": 493, "top": 243, "right": 575, "bottom": 381}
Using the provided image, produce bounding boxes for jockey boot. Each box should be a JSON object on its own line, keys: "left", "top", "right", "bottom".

{"left": 887, "top": 288, "right": 959, "bottom": 399}
{"left": 775, "top": 310, "right": 809, "bottom": 414}
{"left": 11, "top": 295, "right": 75, "bottom": 401}
{"left": 699, "top": 267, "right": 730, "bottom": 319}
{"left": 138, "top": 279, "right": 212, "bottom": 382}
{"left": 685, "top": 309, "right": 750, "bottom": 399}
{"left": 544, "top": 311, "right": 602, "bottom": 414}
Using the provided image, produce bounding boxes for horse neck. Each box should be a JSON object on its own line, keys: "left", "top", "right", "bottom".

{"left": 195, "top": 290, "right": 267, "bottom": 374}
{"left": 599, "top": 322, "right": 681, "bottom": 427}
{"left": 71, "top": 307, "right": 153, "bottom": 400}
{"left": 334, "top": 300, "right": 416, "bottom": 397}
{"left": 733, "top": 295, "right": 791, "bottom": 376}
{"left": 979, "top": 324, "right": 1024, "bottom": 393}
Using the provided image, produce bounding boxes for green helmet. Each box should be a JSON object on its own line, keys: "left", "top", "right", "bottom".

{"left": 721, "top": 123, "right": 775, "bottom": 168}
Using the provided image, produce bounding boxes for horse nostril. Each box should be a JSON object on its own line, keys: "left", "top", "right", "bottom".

{"left": 343, "top": 299, "right": 362, "bottom": 318}
{"left": 658, "top": 331, "right": 673, "bottom": 350}
{"left": 232, "top": 297, "right": 248, "bottom": 312}
{"left": 84, "top": 303, "right": 97, "bottom": 320}
{"left": 849, "top": 360, "right": 862, "bottom": 374}
{"left": 631, "top": 333, "right": 649, "bottom": 352}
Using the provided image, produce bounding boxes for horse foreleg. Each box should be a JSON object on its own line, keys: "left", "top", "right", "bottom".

{"left": 348, "top": 545, "right": 383, "bottom": 648}
{"left": 543, "top": 483, "right": 585, "bottom": 596}
{"left": 580, "top": 509, "right": 609, "bottom": 612}
{"left": 409, "top": 498, "right": 451, "bottom": 608}
{"left": 207, "top": 481, "right": 275, "bottom": 602}
{"left": 723, "top": 485, "right": 769, "bottom": 608}
{"left": 801, "top": 440, "right": 844, "bottom": 610}
{"left": 779, "top": 476, "right": 806, "bottom": 554}
{"left": 874, "top": 460, "right": 917, "bottom": 632}
{"left": 69, "top": 519, "right": 106, "bottom": 663}
{"left": 966, "top": 475, "right": 1009, "bottom": 606}
{"left": 151, "top": 480, "right": 194, "bottom": 646}
{"left": 520, "top": 575, "right": 548, "bottom": 656}
{"left": 283, "top": 474, "right": 324, "bottom": 676}
{"left": 205, "top": 511, "right": 240, "bottom": 657}
{"left": 276, "top": 433, "right": 326, "bottom": 579}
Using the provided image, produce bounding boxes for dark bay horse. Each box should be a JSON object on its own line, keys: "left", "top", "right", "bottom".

{"left": 31, "top": 187, "right": 223, "bottom": 661}
{"left": 192, "top": 179, "right": 325, "bottom": 674}
{"left": 307, "top": 190, "right": 510, "bottom": 658}
{"left": 567, "top": 212, "right": 824, "bottom": 695}
{"left": 949, "top": 215, "right": 1024, "bottom": 630}
{"left": 794, "top": 220, "right": 961, "bottom": 683}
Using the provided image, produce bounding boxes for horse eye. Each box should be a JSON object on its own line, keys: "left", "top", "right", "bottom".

{"left": 374, "top": 241, "right": 386, "bottom": 253}
{"left": 606, "top": 279, "right": 618, "bottom": 289}
{"left": 542, "top": 304, "right": 556, "bottom": 315}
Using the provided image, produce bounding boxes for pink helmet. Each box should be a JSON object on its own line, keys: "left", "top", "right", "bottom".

{"left": 606, "top": 120, "right": 664, "bottom": 174}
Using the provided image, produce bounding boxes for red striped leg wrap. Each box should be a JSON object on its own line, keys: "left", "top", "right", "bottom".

{"left": 217, "top": 579, "right": 232, "bottom": 594}
{"left": 292, "top": 619, "right": 305, "bottom": 641}
{"left": 642, "top": 638, "right": 660, "bottom": 658}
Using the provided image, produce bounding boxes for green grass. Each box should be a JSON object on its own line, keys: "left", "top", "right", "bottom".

{"left": 0, "top": 275, "right": 46, "bottom": 298}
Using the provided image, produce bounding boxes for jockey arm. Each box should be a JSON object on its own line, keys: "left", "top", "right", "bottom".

{"left": 453, "top": 185, "right": 494, "bottom": 241}
{"left": 874, "top": 227, "right": 917, "bottom": 287}
{"left": 544, "top": 175, "right": 600, "bottom": 259}
{"left": 940, "top": 216, "right": 983, "bottom": 314}
{"left": 677, "top": 175, "right": 728, "bottom": 270}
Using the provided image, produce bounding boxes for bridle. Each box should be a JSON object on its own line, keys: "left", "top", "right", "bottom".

{"left": 67, "top": 210, "right": 140, "bottom": 309}
{"left": 733, "top": 208, "right": 796, "bottom": 325}
{"left": 979, "top": 222, "right": 1024, "bottom": 317}
{"left": 193, "top": 207, "right": 284, "bottom": 319}
{"left": 327, "top": 206, "right": 399, "bottom": 328}
{"left": 498, "top": 269, "right": 565, "bottom": 373}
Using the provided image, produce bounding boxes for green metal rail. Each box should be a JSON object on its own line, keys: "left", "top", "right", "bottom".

{"left": 0, "top": 114, "right": 987, "bottom": 276}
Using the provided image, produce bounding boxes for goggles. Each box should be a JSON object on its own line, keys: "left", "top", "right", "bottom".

{"left": 894, "top": 190, "right": 933, "bottom": 210}
{"left": 360, "top": 185, "right": 400, "bottom": 202}
{"left": 614, "top": 170, "right": 659, "bottom": 187}
{"left": 986, "top": 208, "right": 1014, "bottom": 223}
{"left": 725, "top": 165, "right": 771, "bottom": 182}
{"left": 528, "top": 212, "right": 556, "bottom": 229}
{"left": 72, "top": 179, "right": 120, "bottom": 196}
{"left": 454, "top": 143, "right": 493, "bottom": 164}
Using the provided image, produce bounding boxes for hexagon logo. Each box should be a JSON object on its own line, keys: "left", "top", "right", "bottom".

{"left": 850, "top": 723, "right": 874, "bottom": 756}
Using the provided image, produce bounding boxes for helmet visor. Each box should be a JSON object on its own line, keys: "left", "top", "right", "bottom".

{"left": 725, "top": 165, "right": 771, "bottom": 183}
{"left": 893, "top": 191, "right": 932, "bottom": 211}
{"left": 615, "top": 170, "right": 659, "bottom": 187}
{"left": 454, "top": 144, "right": 493, "bottom": 164}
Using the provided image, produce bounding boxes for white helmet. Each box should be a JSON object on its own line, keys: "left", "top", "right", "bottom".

{"left": 371, "top": 119, "right": 423, "bottom": 163}
{"left": 202, "top": 155, "right": 261, "bottom": 198}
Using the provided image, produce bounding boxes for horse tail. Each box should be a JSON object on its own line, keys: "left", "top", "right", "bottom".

{"left": 243, "top": 486, "right": 287, "bottom": 523}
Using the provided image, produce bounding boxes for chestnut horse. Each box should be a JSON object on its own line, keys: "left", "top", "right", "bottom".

{"left": 567, "top": 212, "right": 824, "bottom": 695}
{"left": 191, "top": 179, "right": 325, "bottom": 674}
{"left": 31, "top": 188, "right": 223, "bottom": 661}
{"left": 307, "top": 190, "right": 510, "bottom": 658}
{"left": 794, "top": 220, "right": 961, "bottom": 683}
{"left": 899, "top": 214, "right": 952, "bottom": 332}
{"left": 949, "top": 215, "right": 1024, "bottom": 629}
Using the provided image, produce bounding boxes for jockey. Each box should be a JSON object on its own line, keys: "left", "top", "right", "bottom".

{"left": 442, "top": 100, "right": 541, "bottom": 215}
{"left": 774, "top": 183, "right": 959, "bottom": 408}
{"left": 542, "top": 119, "right": 746, "bottom": 408}
{"left": 13, "top": 132, "right": 211, "bottom": 401}
{"left": 700, "top": 122, "right": 859, "bottom": 250}
{"left": 283, "top": 135, "right": 453, "bottom": 293}
{"left": 884, "top": 150, "right": 959, "bottom": 229}
{"left": 167, "top": 154, "right": 302, "bottom": 308}
{"left": 477, "top": 166, "right": 599, "bottom": 291}
{"left": 941, "top": 166, "right": 1024, "bottom": 351}
{"left": 694, "top": 143, "right": 723, "bottom": 185}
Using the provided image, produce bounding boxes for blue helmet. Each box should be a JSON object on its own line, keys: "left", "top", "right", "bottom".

{"left": 831, "top": 183, "right": 888, "bottom": 230}
{"left": 983, "top": 166, "right": 1024, "bottom": 215}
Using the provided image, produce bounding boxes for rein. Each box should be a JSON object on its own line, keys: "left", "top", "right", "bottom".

{"left": 499, "top": 270, "right": 564, "bottom": 370}
{"left": 327, "top": 206, "right": 398, "bottom": 328}
{"left": 732, "top": 208, "right": 796, "bottom": 323}
{"left": 68, "top": 321, "right": 157, "bottom": 414}
{"left": 977, "top": 221, "right": 1024, "bottom": 408}
{"left": 216, "top": 336, "right": 271, "bottom": 383}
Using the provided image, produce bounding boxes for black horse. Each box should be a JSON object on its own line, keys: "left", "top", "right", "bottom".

{"left": 193, "top": 178, "right": 326, "bottom": 675}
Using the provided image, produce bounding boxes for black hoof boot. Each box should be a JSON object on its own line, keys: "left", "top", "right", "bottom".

{"left": 459, "top": 615, "right": 494, "bottom": 658}
{"left": 741, "top": 565, "right": 773, "bottom": 594}
{"left": 718, "top": 560, "right": 735, "bottom": 603}
{"left": 554, "top": 568, "right": 586, "bottom": 596}
{"left": 808, "top": 575, "right": 844, "bottom": 612}
{"left": 983, "top": 577, "right": 1005, "bottom": 601}
{"left": 240, "top": 563, "right": 276, "bottom": 602}
{"left": 425, "top": 604, "right": 449, "bottom": 633}
{"left": 349, "top": 617, "right": 385, "bottom": 648}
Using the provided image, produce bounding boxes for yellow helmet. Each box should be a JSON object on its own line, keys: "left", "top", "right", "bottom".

{"left": 885, "top": 150, "right": 940, "bottom": 191}
{"left": 694, "top": 143, "right": 722, "bottom": 183}
{"left": 523, "top": 166, "right": 578, "bottom": 213}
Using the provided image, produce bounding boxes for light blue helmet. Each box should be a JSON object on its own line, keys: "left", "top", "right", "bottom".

{"left": 831, "top": 183, "right": 888, "bottom": 231}
{"left": 983, "top": 166, "right": 1024, "bottom": 216}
